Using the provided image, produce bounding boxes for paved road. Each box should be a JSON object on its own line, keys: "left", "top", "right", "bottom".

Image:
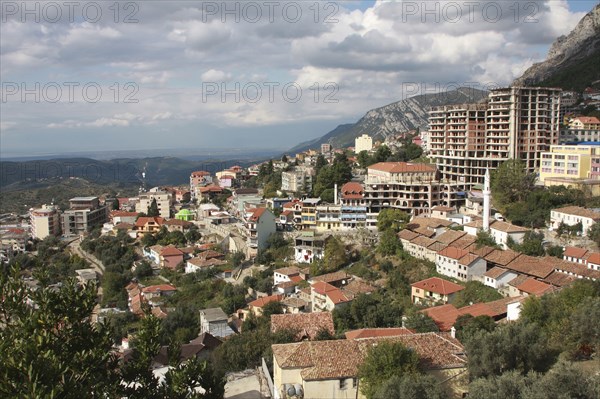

{"left": 68, "top": 240, "right": 106, "bottom": 275}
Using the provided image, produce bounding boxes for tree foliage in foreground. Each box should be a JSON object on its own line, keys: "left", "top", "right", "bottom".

{"left": 0, "top": 268, "right": 224, "bottom": 398}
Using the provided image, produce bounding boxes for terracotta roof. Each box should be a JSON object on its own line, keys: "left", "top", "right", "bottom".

{"left": 408, "top": 217, "right": 453, "bottom": 229}
{"left": 412, "top": 277, "right": 464, "bottom": 295}
{"left": 345, "top": 328, "right": 414, "bottom": 339}
{"left": 273, "top": 333, "right": 466, "bottom": 380}
{"left": 114, "top": 222, "right": 134, "bottom": 230}
{"left": 435, "top": 230, "right": 466, "bottom": 245}
{"left": 311, "top": 281, "right": 351, "bottom": 304}
{"left": 398, "top": 229, "right": 420, "bottom": 241}
{"left": 160, "top": 247, "right": 184, "bottom": 257}
{"left": 517, "top": 278, "right": 555, "bottom": 296}
{"left": 151, "top": 306, "right": 169, "bottom": 319}
{"left": 275, "top": 266, "right": 301, "bottom": 276}
{"left": 587, "top": 253, "right": 600, "bottom": 265}
{"left": 199, "top": 185, "right": 223, "bottom": 193}
{"left": 199, "top": 250, "right": 224, "bottom": 260}
{"left": 422, "top": 304, "right": 461, "bottom": 331}
{"left": 142, "top": 284, "right": 177, "bottom": 294}
{"left": 505, "top": 255, "right": 556, "bottom": 279}
{"left": 427, "top": 242, "right": 448, "bottom": 253}
{"left": 458, "top": 253, "right": 481, "bottom": 267}
{"left": 341, "top": 182, "right": 364, "bottom": 199}
{"left": 465, "top": 244, "right": 496, "bottom": 258}
{"left": 543, "top": 271, "right": 577, "bottom": 287}
{"left": 423, "top": 297, "right": 518, "bottom": 331}
{"left": 368, "top": 162, "right": 436, "bottom": 174}
{"left": 342, "top": 279, "right": 377, "bottom": 297}
{"left": 553, "top": 206, "right": 600, "bottom": 220}
{"left": 563, "top": 246, "right": 589, "bottom": 259}
{"left": 508, "top": 274, "right": 530, "bottom": 288}
{"left": 438, "top": 246, "right": 469, "bottom": 260}
{"left": 271, "top": 312, "right": 334, "bottom": 340}
{"left": 490, "top": 221, "right": 530, "bottom": 233}
{"left": 191, "top": 170, "right": 210, "bottom": 177}
{"left": 281, "top": 297, "right": 309, "bottom": 309}
{"left": 573, "top": 116, "right": 600, "bottom": 124}
{"left": 312, "top": 271, "right": 349, "bottom": 284}
{"left": 111, "top": 211, "right": 139, "bottom": 217}
{"left": 485, "top": 249, "right": 521, "bottom": 267}
{"left": 410, "top": 235, "right": 436, "bottom": 248}
{"left": 249, "top": 208, "right": 267, "bottom": 221}
{"left": 451, "top": 235, "right": 477, "bottom": 250}
{"left": 484, "top": 266, "right": 511, "bottom": 279}
{"left": 552, "top": 259, "right": 600, "bottom": 280}
{"left": 249, "top": 294, "right": 284, "bottom": 308}
{"left": 188, "top": 257, "right": 226, "bottom": 268}
{"left": 413, "top": 226, "right": 437, "bottom": 238}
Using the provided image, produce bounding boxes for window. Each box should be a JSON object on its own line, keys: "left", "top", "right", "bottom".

{"left": 339, "top": 379, "right": 348, "bottom": 390}
{"left": 352, "top": 378, "right": 358, "bottom": 388}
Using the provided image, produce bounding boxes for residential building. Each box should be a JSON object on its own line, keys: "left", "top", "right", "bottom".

{"left": 340, "top": 182, "right": 375, "bottom": 229}
{"left": 30, "top": 204, "right": 61, "bottom": 239}
{"left": 563, "top": 246, "right": 589, "bottom": 264}
{"left": 248, "top": 294, "right": 284, "bottom": 316}
{"left": 483, "top": 267, "right": 518, "bottom": 290}
{"left": 411, "top": 277, "right": 464, "bottom": 306}
{"left": 230, "top": 188, "right": 262, "bottom": 217}
{"left": 163, "top": 218, "right": 194, "bottom": 233}
{"left": 321, "top": 143, "right": 332, "bottom": 154}
{"left": 569, "top": 116, "right": 600, "bottom": 130}
{"left": 134, "top": 217, "right": 165, "bottom": 237}
{"left": 436, "top": 246, "right": 486, "bottom": 282}
{"left": 300, "top": 198, "right": 320, "bottom": 229}
{"left": 463, "top": 219, "right": 530, "bottom": 249}
{"left": 273, "top": 266, "right": 306, "bottom": 285}
{"left": 311, "top": 281, "right": 352, "bottom": 312}
{"left": 315, "top": 204, "right": 342, "bottom": 232}
{"left": 364, "top": 162, "right": 445, "bottom": 216}
{"left": 272, "top": 334, "right": 467, "bottom": 399}
{"left": 550, "top": 206, "right": 600, "bottom": 236}
{"left": 136, "top": 189, "right": 172, "bottom": 219}
{"left": 539, "top": 145, "right": 599, "bottom": 182}
{"left": 429, "top": 87, "right": 562, "bottom": 188}
{"left": 61, "top": 197, "right": 109, "bottom": 236}
{"left": 271, "top": 312, "right": 334, "bottom": 341}
{"left": 355, "top": 134, "right": 373, "bottom": 153}
{"left": 110, "top": 210, "right": 139, "bottom": 225}
{"left": 190, "top": 171, "right": 212, "bottom": 199}
{"left": 294, "top": 233, "right": 330, "bottom": 263}
{"left": 281, "top": 167, "right": 313, "bottom": 193}
{"left": 244, "top": 208, "right": 276, "bottom": 257}
{"left": 0, "top": 228, "right": 28, "bottom": 256}
{"left": 199, "top": 308, "right": 235, "bottom": 338}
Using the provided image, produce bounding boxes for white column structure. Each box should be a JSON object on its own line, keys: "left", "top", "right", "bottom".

{"left": 483, "top": 169, "right": 491, "bottom": 231}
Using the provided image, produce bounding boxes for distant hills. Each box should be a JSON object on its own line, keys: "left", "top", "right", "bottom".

{"left": 289, "top": 87, "right": 489, "bottom": 153}
{"left": 514, "top": 4, "right": 600, "bottom": 91}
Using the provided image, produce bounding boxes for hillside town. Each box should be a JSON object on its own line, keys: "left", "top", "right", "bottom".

{"left": 2, "top": 85, "right": 600, "bottom": 398}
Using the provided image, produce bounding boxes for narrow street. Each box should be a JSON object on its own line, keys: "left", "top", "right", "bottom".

{"left": 68, "top": 239, "right": 106, "bottom": 275}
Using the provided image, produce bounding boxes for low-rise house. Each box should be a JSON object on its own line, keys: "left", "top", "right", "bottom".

{"left": 411, "top": 277, "right": 464, "bottom": 306}
{"left": 436, "top": 247, "right": 486, "bottom": 282}
{"left": 281, "top": 297, "right": 309, "bottom": 314}
{"left": 563, "top": 246, "right": 589, "bottom": 264}
{"left": 488, "top": 221, "right": 530, "bottom": 249}
{"left": 185, "top": 257, "right": 227, "bottom": 274}
{"left": 430, "top": 206, "right": 456, "bottom": 219}
{"left": 550, "top": 206, "right": 600, "bottom": 236}
{"left": 248, "top": 294, "right": 284, "bottom": 317}
{"left": 311, "top": 281, "right": 352, "bottom": 312}
{"left": 310, "top": 271, "right": 350, "bottom": 288}
{"left": 515, "top": 278, "right": 556, "bottom": 297}
{"left": 271, "top": 312, "right": 335, "bottom": 341}
{"left": 344, "top": 328, "right": 414, "bottom": 339}
{"left": 134, "top": 217, "right": 165, "bottom": 237}
{"left": 587, "top": 253, "right": 600, "bottom": 271}
{"left": 274, "top": 266, "right": 302, "bottom": 285}
{"left": 141, "top": 284, "right": 177, "bottom": 300}
{"left": 244, "top": 207, "right": 277, "bottom": 258}
{"left": 152, "top": 333, "right": 222, "bottom": 368}
{"left": 294, "top": 233, "right": 330, "bottom": 263}
{"left": 483, "top": 267, "right": 518, "bottom": 290}
{"left": 163, "top": 218, "right": 194, "bottom": 233}
{"left": 75, "top": 268, "right": 97, "bottom": 285}
{"left": 110, "top": 210, "right": 139, "bottom": 225}
{"left": 159, "top": 247, "right": 185, "bottom": 270}
{"left": 199, "top": 308, "right": 235, "bottom": 338}
{"left": 272, "top": 333, "right": 467, "bottom": 399}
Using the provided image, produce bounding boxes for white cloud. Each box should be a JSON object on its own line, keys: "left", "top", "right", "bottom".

{"left": 200, "top": 69, "right": 232, "bottom": 81}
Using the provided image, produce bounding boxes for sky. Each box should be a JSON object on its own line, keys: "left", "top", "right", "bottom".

{"left": 0, "top": 0, "right": 598, "bottom": 158}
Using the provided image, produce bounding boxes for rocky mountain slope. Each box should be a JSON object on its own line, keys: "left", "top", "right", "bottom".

{"left": 289, "top": 87, "right": 489, "bottom": 152}
{"left": 513, "top": 4, "right": 600, "bottom": 90}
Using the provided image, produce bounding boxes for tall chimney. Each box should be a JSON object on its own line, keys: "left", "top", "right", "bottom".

{"left": 483, "top": 169, "right": 491, "bottom": 231}
{"left": 334, "top": 183, "right": 338, "bottom": 204}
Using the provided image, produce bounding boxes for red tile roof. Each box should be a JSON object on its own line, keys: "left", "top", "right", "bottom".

{"left": 563, "top": 246, "right": 589, "bottom": 259}
{"left": 345, "top": 328, "right": 414, "bottom": 339}
{"left": 411, "top": 277, "right": 464, "bottom": 296}
{"left": 505, "top": 255, "right": 556, "bottom": 279}
{"left": 142, "top": 284, "right": 177, "bottom": 294}
{"left": 160, "top": 247, "right": 184, "bottom": 257}
{"left": 312, "top": 281, "right": 351, "bottom": 304}
{"left": 438, "top": 246, "right": 469, "bottom": 260}
{"left": 249, "top": 208, "right": 267, "bottom": 221}
{"left": 271, "top": 312, "right": 334, "bottom": 340}
{"left": 587, "top": 253, "right": 600, "bottom": 265}
{"left": 135, "top": 217, "right": 165, "bottom": 228}
{"left": 516, "top": 278, "right": 555, "bottom": 296}
{"left": 553, "top": 206, "right": 600, "bottom": 220}
{"left": 249, "top": 294, "right": 284, "bottom": 308}
{"left": 341, "top": 182, "right": 364, "bottom": 199}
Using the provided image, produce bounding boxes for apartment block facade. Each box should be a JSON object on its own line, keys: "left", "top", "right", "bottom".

{"left": 136, "top": 188, "right": 173, "bottom": 219}
{"left": 30, "top": 204, "right": 61, "bottom": 240}
{"left": 62, "top": 197, "right": 109, "bottom": 236}
{"left": 430, "top": 87, "right": 562, "bottom": 187}
{"left": 539, "top": 145, "right": 599, "bottom": 182}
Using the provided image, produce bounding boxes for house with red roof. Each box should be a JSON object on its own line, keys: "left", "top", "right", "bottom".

{"left": 110, "top": 210, "right": 139, "bottom": 224}
{"left": 563, "top": 246, "right": 589, "bottom": 264}
{"left": 141, "top": 284, "right": 177, "bottom": 300}
{"left": 248, "top": 294, "right": 284, "bottom": 316}
{"left": 159, "top": 246, "right": 185, "bottom": 270}
{"left": 310, "top": 281, "right": 352, "bottom": 312}
{"left": 587, "top": 253, "right": 600, "bottom": 271}
{"left": 134, "top": 217, "right": 165, "bottom": 237}
{"left": 436, "top": 246, "right": 486, "bottom": 282}
{"left": 411, "top": 277, "right": 464, "bottom": 306}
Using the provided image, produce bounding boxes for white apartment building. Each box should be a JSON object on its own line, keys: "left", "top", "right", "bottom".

{"left": 436, "top": 246, "right": 486, "bottom": 282}
{"left": 281, "top": 166, "right": 314, "bottom": 193}
{"left": 550, "top": 206, "right": 600, "bottom": 237}
{"left": 136, "top": 188, "right": 172, "bottom": 219}
{"left": 30, "top": 204, "right": 61, "bottom": 239}
{"left": 355, "top": 134, "right": 373, "bottom": 153}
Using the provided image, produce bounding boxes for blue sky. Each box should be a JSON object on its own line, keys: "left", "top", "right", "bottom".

{"left": 1, "top": 0, "right": 598, "bottom": 157}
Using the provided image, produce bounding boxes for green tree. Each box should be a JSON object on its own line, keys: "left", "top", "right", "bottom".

{"left": 0, "top": 271, "right": 119, "bottom": 398}
{"left": 468, "top": 370, "right": 535, "bottom": 399}
{"left": 377, "top": 208, "right": 410, "bottom": 233}
{"left": 452, "top": 281, "right": 502, "bottom": 308}
{"left": 491, "top": 159, "right": 536, "bottom": 209}
{"left": 454, "top": 314, "right": 496, "bottom": 343}
{"left": 588, "top": 222, "right": 600, "bottom": 247}
{"left": 135, "top": 260, "right": 154, "bottom": 279}
{"left": 358, "top": 340, "right": 421, "bottom": 399}
{"left": 378, "top": 228, "right": 403, "bottom": 256}
{"left": 322, "top": 236, "right": 348, "bottom": 273}
{"left": 507, "top": 231, "right": 545, "bottom": 257}
{"left": 357, "top": 150, "right": 372, "bottom": 168}
{"left": 373, "top": 145, "right": 392, "bottom": 163}
{"left": 475, "top": 229, "right": 498, "bottom": 248}
{"left": 403, "top": 312, "right": 439, "bottom": 333}
{"left": 374, "top": 374, "right": 445, "bottom": 399}
{"left": 147, "top": 198, "right": 160, "bottom": 217}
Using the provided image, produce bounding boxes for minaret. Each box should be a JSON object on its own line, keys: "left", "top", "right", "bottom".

{"left": 483, "top": 169, "right": 491, "bottom": 231}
